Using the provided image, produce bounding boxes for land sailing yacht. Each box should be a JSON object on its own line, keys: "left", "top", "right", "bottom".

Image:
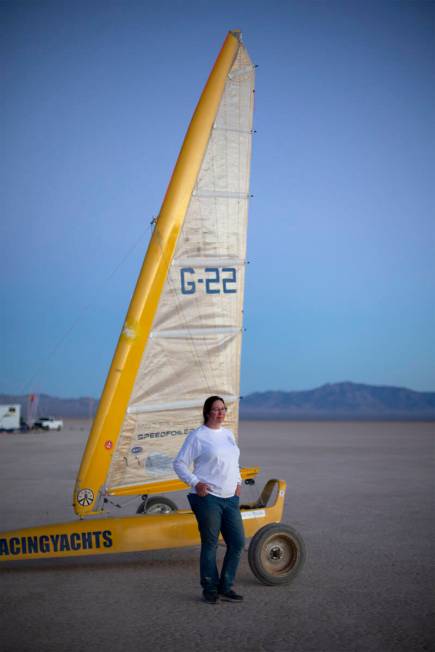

{"left": 0, "top": 31, "right": 305, "bottom": 585}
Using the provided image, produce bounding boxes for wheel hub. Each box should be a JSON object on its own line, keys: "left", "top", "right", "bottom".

{"left": 148, "top": 504, "right": 172, "bottom": 514}
{"left": 269, "top": 544, "right": 284, "bottom": 561}
{"left": 261, "top": 535, "right": 297, "bottom": 574}
{"left": 248, "top": 524, "right": 306, "bottom": 585}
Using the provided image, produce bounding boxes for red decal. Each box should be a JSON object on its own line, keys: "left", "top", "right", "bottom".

{"left": 104, "top": 440, "right": 113, "bottom": 450}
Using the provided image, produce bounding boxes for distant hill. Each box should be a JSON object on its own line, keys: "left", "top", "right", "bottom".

{"left": 239, "top": 382, "right": 435, "bottom": 420}
{"left": 1, "top": 382, "right": 434, "bottom": 421}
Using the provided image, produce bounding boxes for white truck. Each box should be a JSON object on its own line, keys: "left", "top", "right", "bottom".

{"left": 0, "top": 404, "right": 21, "bottom": 431}
{"left": 33, "top": 416, "right": 64, "bottom": 431}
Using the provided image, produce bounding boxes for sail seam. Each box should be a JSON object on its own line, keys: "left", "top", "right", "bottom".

{"left": 228, "top": 65, "right": 255, "bottom": 79}
{"left": 127, "top": 395, "right": 239, "bottom": 415}
{"left": 150, "top": 327, "right": 241, "bottom": 338}
{"left": 213, "top": 126, "right": 253, "bottom": 135}
{"left": 172, "top": 257, "right": 246, "bottom": 267}
{"left": 193, "top": 190, "right": 250, "bottom": 199}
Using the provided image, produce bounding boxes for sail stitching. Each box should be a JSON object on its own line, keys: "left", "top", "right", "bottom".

{"left": 127, "top": 395, "right": 239, "bottom": 415}
{"left": 150, "top": 327, "right": 241, "bottom": 338}
{"left": 228, "top": 64, "right": 255, "bottom": 79}
{"left": 213, "top": 125, "right": 253, "bottom": 135}
{"left": 193, "top": 190, "right": 250, "bottom": 199}
{"left": 173, "top": 257, "right": 245, "bottom": 266}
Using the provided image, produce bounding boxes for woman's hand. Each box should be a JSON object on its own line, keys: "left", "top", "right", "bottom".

{"left": 235, "top": 484, "right": 241, "bottom": 497}
{"left": 195, "top": 482, "right": 210, "bottom": 497}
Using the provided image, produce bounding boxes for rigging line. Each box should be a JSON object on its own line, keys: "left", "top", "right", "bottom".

{"left": 20, "top": 224, "right": 152, "bottom": 395}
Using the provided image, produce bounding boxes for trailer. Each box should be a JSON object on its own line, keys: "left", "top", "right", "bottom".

{"left": 0, "top": 405, "right": 21, "bottom": 432}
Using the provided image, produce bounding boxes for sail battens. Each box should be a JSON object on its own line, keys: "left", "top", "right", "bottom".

{"left": 172, "top": 257, "right": 246, "bottom": 267}
{"left": 150, "top": 327, "right": 241, "bottom": 339}
{"left": 192, "top": 190, "right": 250, "bottom": 199}
{"left": 228, "top": 64, "right": 255, "bottom": 79}
{"left": 127, "top": 395, "right": 238, "bottom": 415}
{"left": 213, "top": 125, "right": 253, "bottom": 135}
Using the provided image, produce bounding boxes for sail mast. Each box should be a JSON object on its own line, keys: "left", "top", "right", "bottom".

{"left": 74, "top": 31, "right": 242, "bottom": 516}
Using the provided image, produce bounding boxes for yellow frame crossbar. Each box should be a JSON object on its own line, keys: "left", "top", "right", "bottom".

{"left": 73, "top": 31, "right": 242, "bottom": 516}
{"left": 107, "top": 466, "right": 260, "bottom": 497}
{"left": 1, "top": 480, "right": 286, "bottom": 562}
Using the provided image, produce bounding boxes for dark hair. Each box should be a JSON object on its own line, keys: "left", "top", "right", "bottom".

{"left": 203, "top": 395, "right": 226, "bottom": 425}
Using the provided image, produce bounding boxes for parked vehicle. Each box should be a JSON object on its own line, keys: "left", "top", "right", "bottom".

{"left": 0, "top": 404, "right": 21, "bottom": 432}
{"left": 33, "top": 417, "right": 63, "bottom": 431}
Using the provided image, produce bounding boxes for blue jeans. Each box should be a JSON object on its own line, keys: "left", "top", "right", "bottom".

{"left": 188, "top": 493, "right": 245, "bottom": 593}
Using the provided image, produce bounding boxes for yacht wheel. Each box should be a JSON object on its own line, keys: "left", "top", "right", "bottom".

{"left": 136, "top": 496, "right": 178, "bottom": 515}
{"left": 248, "top": 523, "right": 306, "bottom": 585}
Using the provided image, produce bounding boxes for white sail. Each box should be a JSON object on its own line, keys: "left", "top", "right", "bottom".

{"left": 106, "top": 43, "right": 255, "bottom": 492}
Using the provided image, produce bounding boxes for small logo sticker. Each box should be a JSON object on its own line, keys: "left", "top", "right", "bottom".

{"left": 131, "top": 446, "right": 143, "bottom": 454}
{"left": 241, "top": 509, "right": 266, "bottom": 520}
{"left": 104, "top": 440, "right": 113, "bottom": 450}
{"left": 77, "top": 488, "right": 94, "bottom": 507}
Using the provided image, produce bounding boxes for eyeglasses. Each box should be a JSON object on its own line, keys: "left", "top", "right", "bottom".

{"left": 210, "top": 407, "right": 227, "bottom": 413}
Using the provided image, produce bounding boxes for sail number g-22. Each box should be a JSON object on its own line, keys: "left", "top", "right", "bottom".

{"left": 180, "top": 267, "right": 237, "bottom": 295}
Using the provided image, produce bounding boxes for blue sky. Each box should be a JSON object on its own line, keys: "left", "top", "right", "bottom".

{"left": 1, "top": 0, "right": 434, "bottom": 398}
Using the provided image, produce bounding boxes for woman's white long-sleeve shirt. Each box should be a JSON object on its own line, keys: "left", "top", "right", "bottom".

{"left": 173, "top": 425, "right": 242, "bottom": 498}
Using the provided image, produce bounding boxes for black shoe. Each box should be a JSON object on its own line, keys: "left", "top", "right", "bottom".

{"left": 202, "top": 590, "right": 219, "bottom": 604}
{"left": 218, "top": 590, "right": 243, "bottom": 602}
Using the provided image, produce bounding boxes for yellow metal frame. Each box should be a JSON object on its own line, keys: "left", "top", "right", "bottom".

{"left": 73, "top": 31, "right": 242, "bottom": 516}
{"left": 108, "top": 466, "right": 260, "bottom": 497}
{"left": 1, "top": 480, "right": 286, "bottom": 562}
{"left": 0, "top": 34, "right": 292, "bottom": 570}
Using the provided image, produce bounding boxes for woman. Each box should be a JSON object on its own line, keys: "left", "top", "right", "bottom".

{"left": 173, "top": 396, "right": 245, "bottom": 604}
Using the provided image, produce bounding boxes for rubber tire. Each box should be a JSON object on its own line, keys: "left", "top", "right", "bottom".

{"left": 248, "top": 523, "right": 306, "bottom": 586}
{"left": 136, "top": 496, "right": 178, "bottom": 515}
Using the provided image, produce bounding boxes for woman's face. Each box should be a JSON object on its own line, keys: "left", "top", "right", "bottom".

{"left": 206, "top": 399, "right": 226, "bottom": 428}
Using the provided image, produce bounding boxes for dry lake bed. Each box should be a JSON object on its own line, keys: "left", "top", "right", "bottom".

{"left": 0, "top": 420, "right": 434, "bottom": 652}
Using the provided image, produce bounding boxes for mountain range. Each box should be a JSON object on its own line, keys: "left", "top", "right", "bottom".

{"left": 239, "top": 382, "right": 435, "bottom": 420}
{"left": 1, "top": 382, "right": 434, "bottom": 421}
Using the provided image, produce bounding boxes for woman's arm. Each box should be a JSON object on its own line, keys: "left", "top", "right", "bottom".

{"left": 233, "top": 430, "right": 242, "bottom": 496}
{"left": 173, "top": 431, "right": 200, "bottom": 489}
